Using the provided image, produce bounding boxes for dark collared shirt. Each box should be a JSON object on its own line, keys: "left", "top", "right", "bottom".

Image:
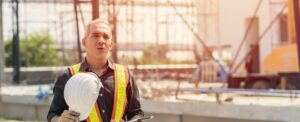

{"left": 47, "top": 59, "right": 144, "bottom": 122}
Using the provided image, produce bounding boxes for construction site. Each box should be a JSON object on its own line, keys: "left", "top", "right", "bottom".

{"left": 0, "top": 0, "right": 300, "bottom": 122}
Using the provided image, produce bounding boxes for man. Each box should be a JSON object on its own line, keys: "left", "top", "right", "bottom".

{"left": 47, "top": 19, "right": 144, "bottom": 122}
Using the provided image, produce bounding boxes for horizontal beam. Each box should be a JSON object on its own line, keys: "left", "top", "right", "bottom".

{"left": 3, "top": 0, "right": 196, "bottom": 7}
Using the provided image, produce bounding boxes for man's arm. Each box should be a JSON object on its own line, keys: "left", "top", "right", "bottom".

{"left": 50, "top": 116, "right": 60, "bottom": 122}
{"left": 125, "top": 71, "right": 144, "bottom": 120}
{"left": 47, "top": 70, "right": 70, "bottom": 122}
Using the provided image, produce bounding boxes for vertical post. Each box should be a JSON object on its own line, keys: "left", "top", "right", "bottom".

{"left": 0, "top": 0, "right": 5, "bottom": 86}
{"left": 288, "top": 0, "right": 297, "bottom": 44}
{"left": 0, "top": 0, "right": 2, "bottom": 109}
{"left": 280, "top": 77, "right": 287, "bottom": 90}
{"left": 111, "top": 0, "right": 118, "bottom": 63}
{"left": 12, "top": 0, "right": 20, "bottom": 83}
{"left": 155, "top": 0, "right": 159, "bottom": 45}
{"left": 292, "top": 0, "right": 300, "bottom": 76}
{"left": 92, "top": 0, "right": 99, "bottom": 19}
{"left": 74, "top": 0, "right": 82, "bottom": 62}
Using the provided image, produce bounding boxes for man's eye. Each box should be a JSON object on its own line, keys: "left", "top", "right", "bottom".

{"left": 92, "top": 34, "right": 100, "bottom": 38}
{"left": 103, "top": 34, "right": 110, "bottom": 40}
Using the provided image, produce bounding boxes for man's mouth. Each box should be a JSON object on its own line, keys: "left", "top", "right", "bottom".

{"left": 96, "top": 47, "right": 105, "bottom": 50}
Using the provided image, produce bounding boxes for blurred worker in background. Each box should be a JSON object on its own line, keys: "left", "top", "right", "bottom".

{"left": 47, "top": 19, "right": 144, "bottom": 122}
{"left": 192, "top": 62, "right": 202, "bottom": 88}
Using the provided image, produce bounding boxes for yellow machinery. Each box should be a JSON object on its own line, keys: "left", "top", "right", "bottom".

{"left": 263, "top": 0, "right": 299, "bottom": 73}
{"left": 263, "top": 44, "right": 298, "bottom": 73}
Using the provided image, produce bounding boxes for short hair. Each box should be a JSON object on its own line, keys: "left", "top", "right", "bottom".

{"left": 84, "top": 19, "right": 112, "bottom": 39}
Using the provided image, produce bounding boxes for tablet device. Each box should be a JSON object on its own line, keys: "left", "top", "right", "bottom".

{"left": 126, "top": 116, "right": 154, "bottom": 122}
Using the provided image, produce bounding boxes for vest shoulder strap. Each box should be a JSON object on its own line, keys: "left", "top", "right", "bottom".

{"left": 111, "top": 64, "right": 129, "bottom": 121}
{"left": 69, "top": 63, "right": 81, "bottom": 76}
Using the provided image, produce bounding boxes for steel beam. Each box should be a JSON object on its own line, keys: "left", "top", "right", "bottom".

{"left": 3, "top": 0, "right": 195, "bottom": 7}
{"left": 92, "top": 0, "right": 99, "bottom": 19}
{"left": 74, "top": 0, "right": 82, "bottom": 62}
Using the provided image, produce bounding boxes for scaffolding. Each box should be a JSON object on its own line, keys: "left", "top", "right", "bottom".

{"left": 1, "top": 0, "right": 221, "bottom": 81}
{"left": 2, "top": 0, "right": 220, "bottom": 63}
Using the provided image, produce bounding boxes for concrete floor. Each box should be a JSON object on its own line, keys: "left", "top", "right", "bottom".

{"left": 145, "top": 113, "right": 285, "bottom": 122}
{"left": 1, "top": 84, "right": 300, "bottom": 122}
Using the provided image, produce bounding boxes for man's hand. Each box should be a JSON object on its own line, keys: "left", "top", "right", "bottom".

{"left": 58, "top": 110, "right": 80, "bottom": 122}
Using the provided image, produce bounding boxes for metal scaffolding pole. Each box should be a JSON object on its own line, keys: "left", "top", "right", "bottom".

{"left": 12, "top": 0, "right": 20, "bottom": 83}
{"left": 0, "top": 0, "right": 5, "bottom": 83}
{"left": 111, "top": 0, "right": 118, "bottom": 62}
{"left": 92, "top": 0, "right": 99, "bottom": 19}
{"left": 74, "top": 0, "right": 82, "bottom": 62}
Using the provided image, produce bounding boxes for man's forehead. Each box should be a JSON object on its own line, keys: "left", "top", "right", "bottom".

{"left": 89, "top": 23, "right": 111, "bottom": 33}
{"left": 91, "top": 22, "right": 110, "bottom": 29}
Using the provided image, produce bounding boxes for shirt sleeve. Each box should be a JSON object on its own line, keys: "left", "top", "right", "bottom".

{"left": 125, "top": 70, "right": 144, "bottom": 120}
{"left": 47, "top": 69, "right": 71, "bottom": 122}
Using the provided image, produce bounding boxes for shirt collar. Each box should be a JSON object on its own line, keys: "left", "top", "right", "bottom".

{"left": 79, "top": 58, "right": 115, "bottom": 72}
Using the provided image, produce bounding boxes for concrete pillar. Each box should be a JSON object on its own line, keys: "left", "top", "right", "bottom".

{"left": 0, "top": 0, "right": 5, "bottom": 83}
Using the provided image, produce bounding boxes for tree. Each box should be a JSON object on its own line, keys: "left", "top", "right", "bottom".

{"left": 136, "top": 44, "right": 195, "bottom": 64}
{"left": 5, "top": 32, "right": 61, "bottom": 67}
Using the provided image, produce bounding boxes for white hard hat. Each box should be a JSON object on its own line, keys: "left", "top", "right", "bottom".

{"left": 64, "top": 72, "right": 102, "bottom": 121}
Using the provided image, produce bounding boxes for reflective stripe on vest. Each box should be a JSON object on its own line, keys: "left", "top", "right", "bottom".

{"left": 87, "top": 103, "right": 102, "bottom": 122}
{"left": 111, "top": 64, "right": 129, "bottom": 122}
{"left": 69, "top": 63, "right": 80, "bottom": 75}
{"left": 69, "top": 63, "right": 128, "bottom": 122}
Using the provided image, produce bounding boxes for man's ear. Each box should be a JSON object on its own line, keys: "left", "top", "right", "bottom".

{"left": 109, "top": 41, "right": 113, "bottom": 50}
{"left": 108, "top": 41, "right": 113, "bottom": 50}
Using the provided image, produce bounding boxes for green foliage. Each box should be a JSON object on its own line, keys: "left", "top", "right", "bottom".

{"left": 5, "top": 32, "right": 61, "bottom": 67}
{"left": 128, "top": 44, "right": 195, "bottom": 65}
{"left": 141, "top": 44, "right": 169, "bottom": 64}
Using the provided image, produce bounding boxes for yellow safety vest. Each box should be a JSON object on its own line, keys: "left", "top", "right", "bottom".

{"left": 69, "top": 63, "right": 129, "bottom": 122}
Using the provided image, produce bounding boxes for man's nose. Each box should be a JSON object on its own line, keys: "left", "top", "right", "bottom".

{"left": 97, "top": 37, "right": 105, "bottom": 44}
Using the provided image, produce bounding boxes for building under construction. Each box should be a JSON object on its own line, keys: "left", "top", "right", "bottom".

{"left": 0, "top": 0, "right": 300, "bottom": 122}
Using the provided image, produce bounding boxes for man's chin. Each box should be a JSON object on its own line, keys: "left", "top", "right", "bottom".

{"left": 95, "top": 54, "right": 108, "bottom": 59}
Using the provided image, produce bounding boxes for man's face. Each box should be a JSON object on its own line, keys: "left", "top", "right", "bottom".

{"left": 83, "top": 22, "right": 112, "bottom": 59}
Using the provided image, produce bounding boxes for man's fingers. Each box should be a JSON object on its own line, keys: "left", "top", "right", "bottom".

{"left": 69, "top": 111, "right": 80, "bottom": 116}
{"left": 61, "top": 110, "right": 80, "bottom": 122}
{"left": 64, "top": 115, "right": 78, "bottom": 122}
